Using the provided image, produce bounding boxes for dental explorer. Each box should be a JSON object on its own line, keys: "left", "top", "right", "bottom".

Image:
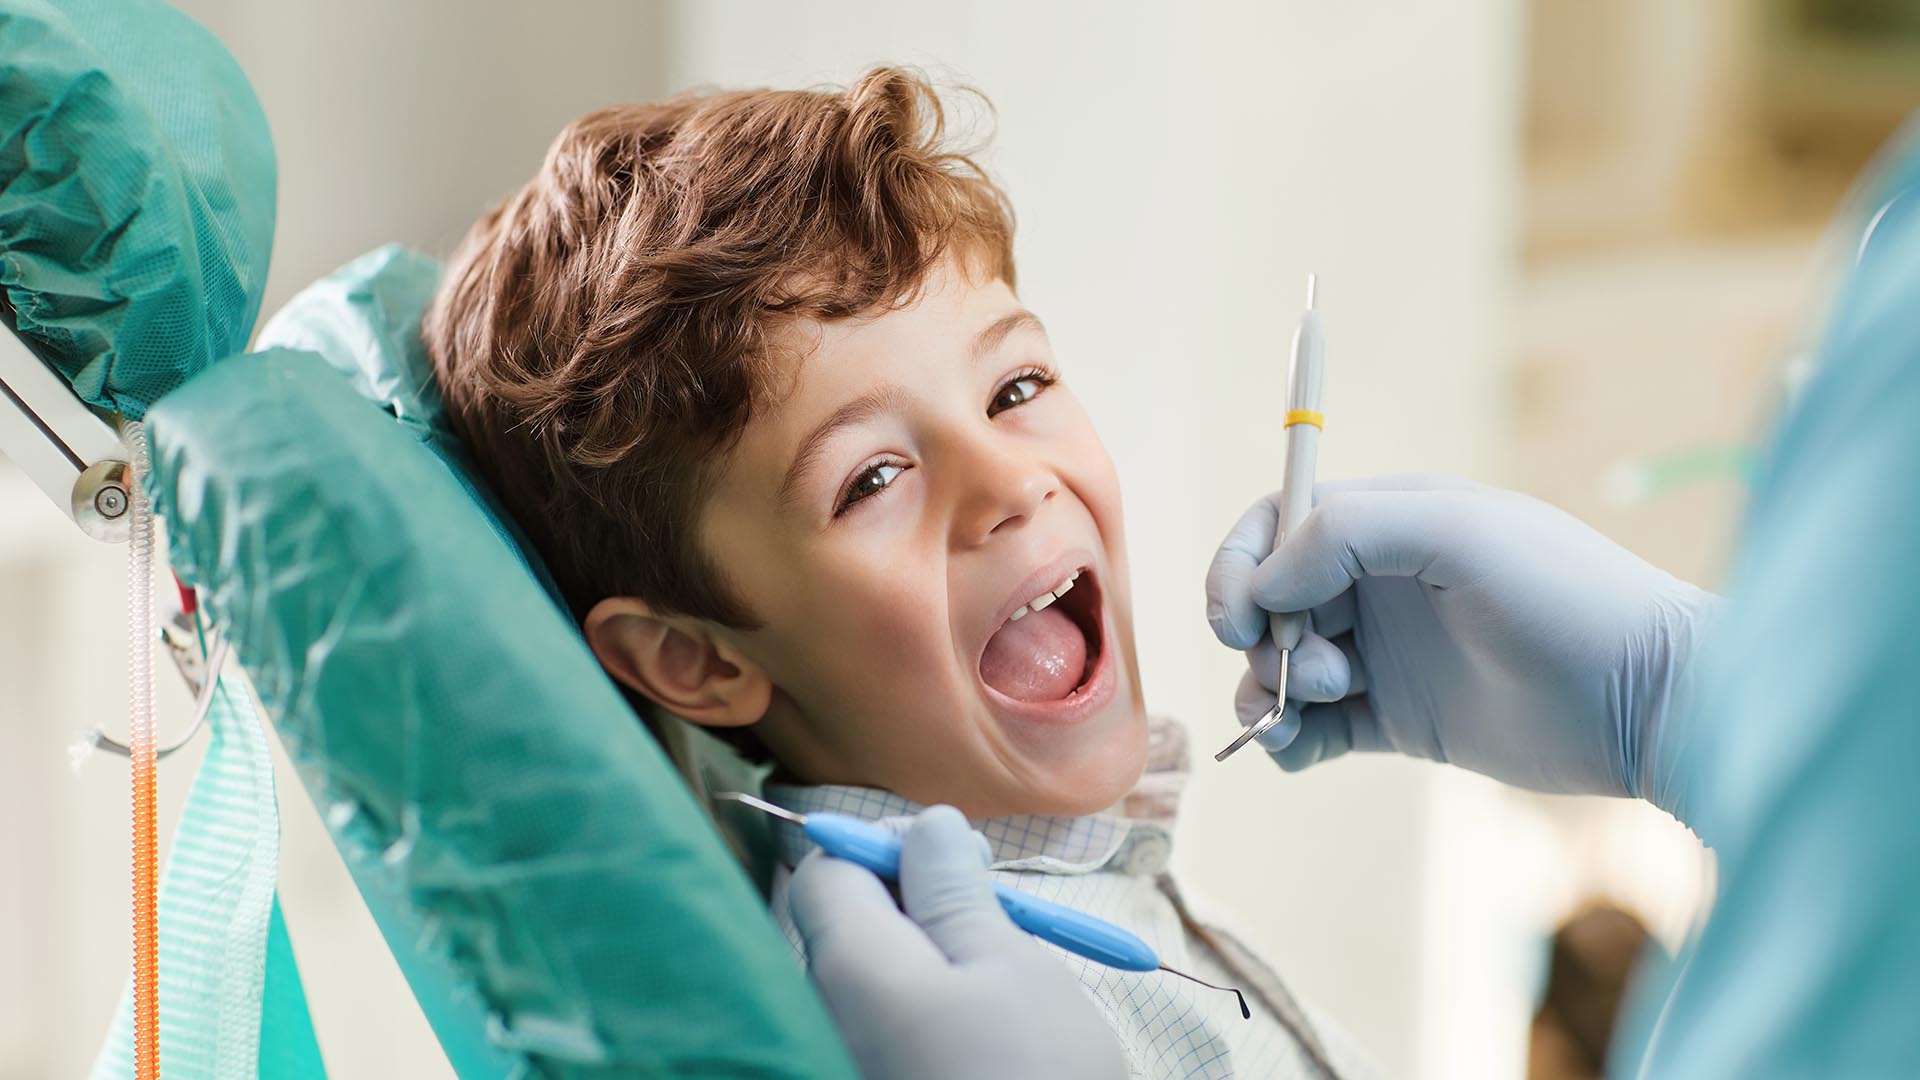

{"left": 715, "top": 791, "right": 1250, "bottom": 1019}
{"left": 1216, "top": 273, "right": 1327, "bottom": 763}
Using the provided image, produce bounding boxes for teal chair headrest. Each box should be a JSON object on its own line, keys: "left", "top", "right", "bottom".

{"left": 253, "top": 245, "right": 566, "bottom": 604}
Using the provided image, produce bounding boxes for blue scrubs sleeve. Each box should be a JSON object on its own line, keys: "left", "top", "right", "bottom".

{"left": 1617, "top": 180, "right": 1920, "bottom": 1077}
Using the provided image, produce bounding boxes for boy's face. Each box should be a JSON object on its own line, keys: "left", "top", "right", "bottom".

{"left": 701, "top": 260, "right": 1148, "bottom": 818}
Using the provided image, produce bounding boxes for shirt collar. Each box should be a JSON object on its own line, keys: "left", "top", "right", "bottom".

{"left": 759, "top": 715, "right": 1191, "bottom": 877}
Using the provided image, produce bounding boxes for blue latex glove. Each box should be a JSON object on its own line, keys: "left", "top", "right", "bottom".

{"left": 789, "top": 806, "right": 1127, "bottom": 1080}
{"left": 1205, "top": 474, "right": 1717, "bottom": 813}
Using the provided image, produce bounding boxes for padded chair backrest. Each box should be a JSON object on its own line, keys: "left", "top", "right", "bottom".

{"left": 148, "top": 267, "right": 855, "bottom": 1075}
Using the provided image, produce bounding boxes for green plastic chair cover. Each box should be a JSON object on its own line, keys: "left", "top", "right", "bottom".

{"left": 145, "top": 336, "right": 855, "bottom": 1076}
{"left": 2, "top": 0, "right": 843, "bottom": 1065}
{"left": 0, "top": 0, "right": 275, "bottom": 419}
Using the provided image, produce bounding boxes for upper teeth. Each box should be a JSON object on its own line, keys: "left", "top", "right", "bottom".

{"left": 1007, "top": 570, "right": 1080, "bottom": 623}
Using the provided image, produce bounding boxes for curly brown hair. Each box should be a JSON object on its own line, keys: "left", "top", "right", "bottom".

{"left": 422, "top": 67, "right": 1016, "bottom": 628}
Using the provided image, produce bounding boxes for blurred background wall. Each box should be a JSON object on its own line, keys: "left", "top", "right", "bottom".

{"left": 2, "top": 2, "right": 1914, "bottom": 1078}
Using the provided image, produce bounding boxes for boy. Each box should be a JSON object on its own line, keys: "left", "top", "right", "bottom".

{"left": 423, "top": 67, "right": 1369, "bottom": 1080}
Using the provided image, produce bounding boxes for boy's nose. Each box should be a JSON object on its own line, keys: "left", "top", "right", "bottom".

{"left": 953, "top": 442, "right": 1058, "bottom": 545}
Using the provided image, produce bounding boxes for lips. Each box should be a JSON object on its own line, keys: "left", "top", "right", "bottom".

{"left": 975, "top": 551, "right": 1115, "bottom": 725}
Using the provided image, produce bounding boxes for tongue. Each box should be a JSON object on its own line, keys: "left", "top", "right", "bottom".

{"left": 981, "top": 605, "right": 1088, "bottom": 702}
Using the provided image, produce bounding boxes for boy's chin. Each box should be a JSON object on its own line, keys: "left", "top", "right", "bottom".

{"left": 1034, "top": 777, "right": 1140, "bottom": 818}
{"left": 1010, "top": 700, "right": 1151, "bottom": 818}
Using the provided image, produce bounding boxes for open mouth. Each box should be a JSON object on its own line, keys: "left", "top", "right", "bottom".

{"left": 978, "top": 561, "right": 1108, "bottom": 712}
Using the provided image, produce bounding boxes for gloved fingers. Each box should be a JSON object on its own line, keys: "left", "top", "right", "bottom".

{"left": 1247, "top": 631, "right": 1349, "bottom": 702}
{"left": 1206, "top": 492, "right": 1281, "bottom": 650}
{"left": 790, "top": 849, "right": 943, "bottom": 971}
{"left": 899, "top": 805, "right": 1025, "bottom": 965}
{"left": 1268, "top": 696, "right": 1381, "bottom": 772}
{"left": 1309, "top": 587, "right": 1358, "bottom": 639}
{"left": 1329, "top": 632, "right": 1368, "bottom": 695}
{"left": 1234, "top": 664, "right": 1271, "bottom": 728}
{"left": 1209, "top": 476, "right": 1478, "bottom": 651}
{"left": 1251, "top": 488, "right": 1476, "bottom": 613}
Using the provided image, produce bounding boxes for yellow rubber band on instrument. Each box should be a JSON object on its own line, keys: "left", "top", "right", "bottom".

{"left": 1283, "top": 409, "right": 1324, "bottom": 430}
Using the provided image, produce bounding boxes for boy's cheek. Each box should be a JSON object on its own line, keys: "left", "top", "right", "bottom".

{"left": 1070, "top": 434, "right": 1128, "bottom": 552}
{"left": 779, "top": 601, "right": 961, "bottom": 712}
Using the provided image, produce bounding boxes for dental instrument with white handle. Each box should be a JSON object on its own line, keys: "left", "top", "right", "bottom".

{"left": 1216, "top": 274, "right": 1326, "bottom": 763}
{"left": 716, "top": 791, "right": 1250, "bottom": 1019}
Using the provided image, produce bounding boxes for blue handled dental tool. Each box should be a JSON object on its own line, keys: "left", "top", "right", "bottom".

{"left": 716, "top": 791, "right": 1250, "bottom": 1019}
{"left": 1217, "top": 272, "right": 1328, "bottom": 763}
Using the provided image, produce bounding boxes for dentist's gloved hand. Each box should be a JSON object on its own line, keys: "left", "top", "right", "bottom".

{"left": 1205, "top": 474, "right": 1718, "bottom": 816}
{"left": 789, "top": 806, "right": 1127, "bottom": 1080}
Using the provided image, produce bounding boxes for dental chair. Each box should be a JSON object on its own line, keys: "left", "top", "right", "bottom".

{"left": 0, "top": 1, "right": 856, "bottom": 1075}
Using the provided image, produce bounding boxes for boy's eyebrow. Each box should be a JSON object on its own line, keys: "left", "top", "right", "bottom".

{"left": 777, "top": 310, "right": 1047, "bottom": 509}
{"left": 972, "top": 309, "right": 1047, "bottom": 362}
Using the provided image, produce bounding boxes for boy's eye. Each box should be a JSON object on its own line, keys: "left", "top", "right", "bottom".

{"left": 988, "top": 368, "right": 1057, "bottom": 417}
{"left": 837, "top": 460, "right": 909, "bottom": 515}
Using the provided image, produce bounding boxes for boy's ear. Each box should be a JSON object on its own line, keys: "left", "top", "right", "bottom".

{"left": 582, "top": 597, "right": 772, "bottom": 729}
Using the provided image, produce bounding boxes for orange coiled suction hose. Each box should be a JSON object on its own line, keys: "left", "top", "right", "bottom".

{"left": 131, "top": 707, "right": 158, "bottom": 1076}
{"left": 127, "top": 422, "right": 159, "bottom": 1078}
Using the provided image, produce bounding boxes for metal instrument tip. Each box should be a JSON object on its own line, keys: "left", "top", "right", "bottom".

{"left": 1305, "top": 272, "right": 1317, "bottom": 310}
{"left": 1160, "top": 965, "right": 1251, "bottom": 1020}
{"left": 715, "top": 790, "right": 808, "bottom": 825}
{"left": 1214, "top": 647, "right": 1291, "bottom": 761}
